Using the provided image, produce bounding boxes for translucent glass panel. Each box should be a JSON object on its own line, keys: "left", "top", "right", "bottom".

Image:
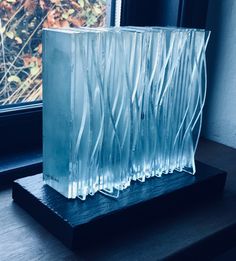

{"left": 43, "top": 27, "right": 210, "bottom": 199}
{"left": 0, "top": 0, "right": 107, "bottom": 105}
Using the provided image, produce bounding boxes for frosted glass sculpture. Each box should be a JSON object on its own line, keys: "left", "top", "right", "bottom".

{"left": 43, "top": 27, "right": 210, "bottom": 200}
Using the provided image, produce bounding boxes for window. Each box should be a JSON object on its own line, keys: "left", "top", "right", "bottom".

{"left": 0, "top": 0, "right": 108, "bottom": 106}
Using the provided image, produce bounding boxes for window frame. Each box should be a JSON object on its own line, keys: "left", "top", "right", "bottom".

{"left": 0, "top": 0, "right": 209, "bottom": 185}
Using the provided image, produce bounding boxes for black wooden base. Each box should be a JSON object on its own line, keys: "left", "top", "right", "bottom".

{"left": 12, "top": 161, "right": 227, "bottom": 250}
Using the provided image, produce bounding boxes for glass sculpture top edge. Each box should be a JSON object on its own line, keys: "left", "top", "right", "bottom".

{"left": 43, "top": 26, "right": 209, "bottom": 34}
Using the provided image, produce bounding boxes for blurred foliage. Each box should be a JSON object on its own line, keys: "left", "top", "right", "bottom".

{"left": 0, "top": 0, "right": 106, "bottom": 105}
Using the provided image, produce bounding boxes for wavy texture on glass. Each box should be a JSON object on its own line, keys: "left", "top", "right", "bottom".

{"left": 42, "top": 27, "right": 210, "bottom": 199}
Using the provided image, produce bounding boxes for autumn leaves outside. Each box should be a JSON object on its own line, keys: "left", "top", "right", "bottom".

{"left": 0, "top": 0, "right": 106, "bottom": 105}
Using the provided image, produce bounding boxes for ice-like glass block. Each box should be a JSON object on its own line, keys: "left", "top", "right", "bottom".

{"left": 42, "top": 26, "right": 210, "bottom": 199}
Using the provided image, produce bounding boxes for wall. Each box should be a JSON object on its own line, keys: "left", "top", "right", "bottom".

{"left": 202, "top": 0, "right": 236, "bottom": 148}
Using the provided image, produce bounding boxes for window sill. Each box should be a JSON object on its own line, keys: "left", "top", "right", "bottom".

{"left": 0, "top": 150, "right": 42, "bottom": 187}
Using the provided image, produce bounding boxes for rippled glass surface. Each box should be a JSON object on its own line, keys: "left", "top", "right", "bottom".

{"left": 43, "top": 27, "right": 210, "bottom": 199}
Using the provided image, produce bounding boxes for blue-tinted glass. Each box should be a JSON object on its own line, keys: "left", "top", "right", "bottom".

{"left": 43, "top": 27, "right": 210, "bottom": 199}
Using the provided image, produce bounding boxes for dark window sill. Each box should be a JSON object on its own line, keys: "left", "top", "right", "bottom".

{"left": 0, "top": 150, "right": 42, "bottom": 187}
{"left": 0, "top": 102, "right": 42, "bottom": 187}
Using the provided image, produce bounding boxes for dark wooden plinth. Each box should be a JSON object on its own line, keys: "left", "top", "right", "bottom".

{"left": 12, "top": 161, "right": 227, "bottom": 250}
